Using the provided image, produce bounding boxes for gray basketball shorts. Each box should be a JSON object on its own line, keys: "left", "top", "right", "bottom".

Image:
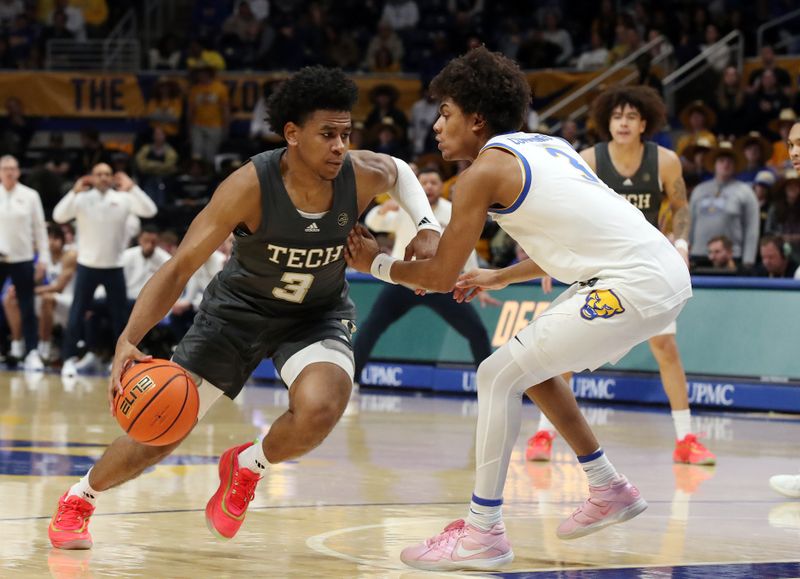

{"left": 172, "top": 308, "right": 355, "bottom": 399}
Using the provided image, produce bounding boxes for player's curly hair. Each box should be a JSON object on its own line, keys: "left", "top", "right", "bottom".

{"left": 266, "top": 66, "right": 358, "bottom": 136}
{"left": 590, "top": 85, "right": 667, "bottom": 141}
{"left": 429, "top": 46, "right": 531, "bottom": 135}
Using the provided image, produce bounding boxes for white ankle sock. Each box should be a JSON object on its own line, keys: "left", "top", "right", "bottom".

{"left": 38, "top": 341, "right": 51, "bottom": 360}
{"left": 537, "top": 411, "right": 555, "bottom": 432}
{"left": 238, "top": 438, "right": 269, "bottom": 474}
{"left": 466, "top": 495, "right": 503, "bottom": 531}
{"left": 10, "top": 339, "right": 24, "bottom": 358}
{"left": 578, "top": 448, "right": 618, "bottom": 487}
{"left": 68, "top": 469, "right": 99, "bottom": 506}
{"left": 671, "top": 409, "right": 692, "bottom": 440}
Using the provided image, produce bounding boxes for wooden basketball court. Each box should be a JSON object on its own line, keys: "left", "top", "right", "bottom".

{"left": 1, "top": 371, "right": 799, "bottom": 577}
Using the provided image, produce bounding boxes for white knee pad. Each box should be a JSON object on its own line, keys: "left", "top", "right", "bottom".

{"left": 280, "top": 339, "right": 354, "bottom": 388}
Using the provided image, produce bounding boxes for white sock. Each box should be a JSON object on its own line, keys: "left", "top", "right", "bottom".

{"left": 537, "top": 411, "right": 555, "bottom": 432}
{"left": 238, "top": 438, "right": 269, "bottom": 474}
{"left": 68, "top": 469, "right": 99, "bottom": 506}
{"left": 10, "top": 339, "right": 24, "bottom": 358}
{"left": 38, "top": 341, "right": 51, "bottom": 360}
{"left": 671, "top": 409, "right": 692, "bottom": 440}
{"left": 578, "top": 448, "right": 618, "bottom": 487}
{"left": 466, "top": 495, "right": 503, "bottom": 531}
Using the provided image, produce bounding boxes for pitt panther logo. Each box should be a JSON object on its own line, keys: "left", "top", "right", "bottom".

{"left": 119, "top": 375, "right": 156, "bottom": 417}
{"left": 580, "top": 290, "right": 625, "bottom": 320}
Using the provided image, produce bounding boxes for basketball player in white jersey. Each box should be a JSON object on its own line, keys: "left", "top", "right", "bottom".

{"left": 528, "top": 86, "right": 715, "bottom": 466}
{"left": 345, "top": 47, "right": 692, "bottom": 571}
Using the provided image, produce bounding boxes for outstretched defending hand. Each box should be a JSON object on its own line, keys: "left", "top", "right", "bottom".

{"left": 453, "top": 268, "right": 509, "bottom": 303}
{"left": 108, "top": 338, "right": 152, "bottom": 417}
{"left": 344, "top": 224, "right": 381, "bottom": 274}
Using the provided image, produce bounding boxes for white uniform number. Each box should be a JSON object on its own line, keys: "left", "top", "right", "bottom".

{"left": 272, "top": 273, "right": 314, "bottom": 303}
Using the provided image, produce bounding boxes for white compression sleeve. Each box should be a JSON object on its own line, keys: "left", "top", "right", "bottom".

{"left": 389, "top": 157, "right": 442, "bottom": 234}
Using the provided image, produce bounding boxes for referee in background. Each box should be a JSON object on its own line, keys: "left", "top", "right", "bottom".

{"left": 53, "top": 162, "right": 158, "bottom": 377}
{"left": 0, "top": 155, "right": 50, "bottom": 369}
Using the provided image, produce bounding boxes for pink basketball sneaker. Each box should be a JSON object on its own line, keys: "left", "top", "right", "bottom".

{"left": 526, "top": 430, "right": 556, "bottom": 462}
{"left": 400, "top": 519, "right": 514, "bottom": 571}
{"left": 557, "top": 475, "right": 647, "bottom": 540}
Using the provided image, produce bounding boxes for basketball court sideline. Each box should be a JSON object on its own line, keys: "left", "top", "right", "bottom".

{"left": 1, "top": 372, "right": 798, "bottom": 578}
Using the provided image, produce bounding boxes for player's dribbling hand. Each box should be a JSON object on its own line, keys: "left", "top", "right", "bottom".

{"left": 108, "top": 338, "right": 152, "bottom": 417}
{"left": 404, "top": 229, "right": 441, "bottom": 261}
{"left": 344, "top": 224, "right": 380, "bottom": 273}
{"left": 454, "top": 268, "right": 508, "bottom": 303}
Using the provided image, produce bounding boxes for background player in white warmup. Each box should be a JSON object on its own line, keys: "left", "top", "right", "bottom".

{"left": 345, "top": 47, "right": 692, "bottom": 572}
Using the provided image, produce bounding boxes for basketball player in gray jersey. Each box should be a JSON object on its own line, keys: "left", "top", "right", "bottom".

{"left": 48, "top": 67, "right": 443, "bottom": 550}
{"left": 581, "top": 86, "right": 715, "bottom": 465}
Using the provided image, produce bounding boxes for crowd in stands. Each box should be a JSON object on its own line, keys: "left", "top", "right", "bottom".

{"left": 1, "top": 0, "right": 800, "bottom": 372}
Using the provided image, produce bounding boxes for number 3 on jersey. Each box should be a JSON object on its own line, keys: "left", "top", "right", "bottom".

{"left": 545, "top": 147, "right": 599, "bottom": 183}
{"left": 273, "top": 272, "right": 314, "bottom": 303}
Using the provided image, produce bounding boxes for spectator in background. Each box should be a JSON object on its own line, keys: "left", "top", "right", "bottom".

{"left": 607, "top": 17, "right": 641, "bottom": 65}
{"left": 699, "top": 23, "right": 729, "bottom": 74}
{"left": 748, "top": 45, "right": 791, "bottom": 94}
{"left": 52, "top": 163, "right": 157, "bottom": 377}
{"left": 705, "top": 235, "right": 738, "bottom": 273}
{"left": 753, "top": 170, "right": 776, "bottom": 236}
{"left": 250, "top": 80, "right": 283, "bottom": 152}
{"left": 746, "top": 68, "right": 790, "bottom": 131}
{"left": 324, "top": 25, "right": 359, "bottom": 70}
{"left": 47, "top": 0, "right": 85, "bottom": 41}
{"left": 0, "top": 155, "right": 50, "bottom": 369}
{"left": 187, "top": 65, "right": 230, "bottom": 164}
{"left": 735, "top": 131, "right": 773, "bottom": 185}
{"left": 363, "top": 20, "right": 403, "bottom": 72}
{"left": 715, "top": 66, "right": 746, "bottom": 139}
{"left": 145, "top": 77, "right": 183, "bottom": 145}
{"left": 541, "top": 9, "right": 572, "bottom": 66}
{"left": 75, "top": 127, "right": 111, "bottom": 176}
{"left": 576, "top": 29, "right": 609, "bottom": 71}
{"left": 364, "top": 83, "right": 408, "bottom": 139}
{"left": 71, "top": 0, "right": 108, "bottom": 35}
{"left": 7, "top": 13, "right": 37, "bottom": 66}
{"left": 191, "top": 0, "right": 234, "bottom": 42}
{"left": 675, "top": 100, "right": 717, "bottom": 157}
{"left": 591, "top": 0, "right": 616, "bottom": 48}
{"left": 408, "top": 84, "right": 439, "bottom": 157}
{"left": 184, "top": 38, "right": 226, "bottom": 71}
{"left": 689, "top": 142, "right": 760, "bottom": 268}
{"left": 0, "top": 97, "right": 33, "bottom": 158}
{"left": 5, "top": 223, "right": 77, "bottom": 364}
{"left": 559, "top": 119, "right": 583, "bottom": 151}
{"left": 768, "top": 109, "right": 797, "bottom": 170}
{"left": 680, "top": 135, "right": 714, "bottom": 190}
{"left": 39, "top": 8, "right": 75, "bottom": 57}
{"left": 220, "top": 0, "right": 264, "bottom": 69}
{"left": 752, "top": 234, "right": 800, "bottom": 279}
{"left": 148, "top": 34, "right": 182, "bottom": 70}
{"left": 135, "top": 127, "right": 178, "bottom": 208}
{"left": 121, "top": 225, "right": 171, "bottom": 305}
{"left": 380, "top": 0, "right": 419, "bottom": 32}
{"left": 765, "top": 169, "right": 800, "bottom": 260}
{"left": 368, "top": 117, "right": 406, "bottom": 158}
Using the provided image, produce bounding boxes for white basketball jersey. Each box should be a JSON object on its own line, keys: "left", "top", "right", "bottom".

{"left": 483, "top": 132, "right": 691, "bottom": 317}
{"left": 47, "top": 256, "right": 74, "bottom": 298}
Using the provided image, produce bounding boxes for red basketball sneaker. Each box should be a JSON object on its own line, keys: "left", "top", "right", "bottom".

{"left": 525, "top": 430, "right": 556, "bottom": 462}
{"left": 48, "top": 492, "right": 94, "bottom": 550}
{"left": 205, "top": 442, "right": 262, "bottom": 541}
{"left": 673, "top": 434, "right": 716, "bottom": 466}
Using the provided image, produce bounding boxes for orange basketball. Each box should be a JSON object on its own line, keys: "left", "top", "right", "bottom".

{"left": 115, "top": 359, "right": 199, "bottom": 446}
